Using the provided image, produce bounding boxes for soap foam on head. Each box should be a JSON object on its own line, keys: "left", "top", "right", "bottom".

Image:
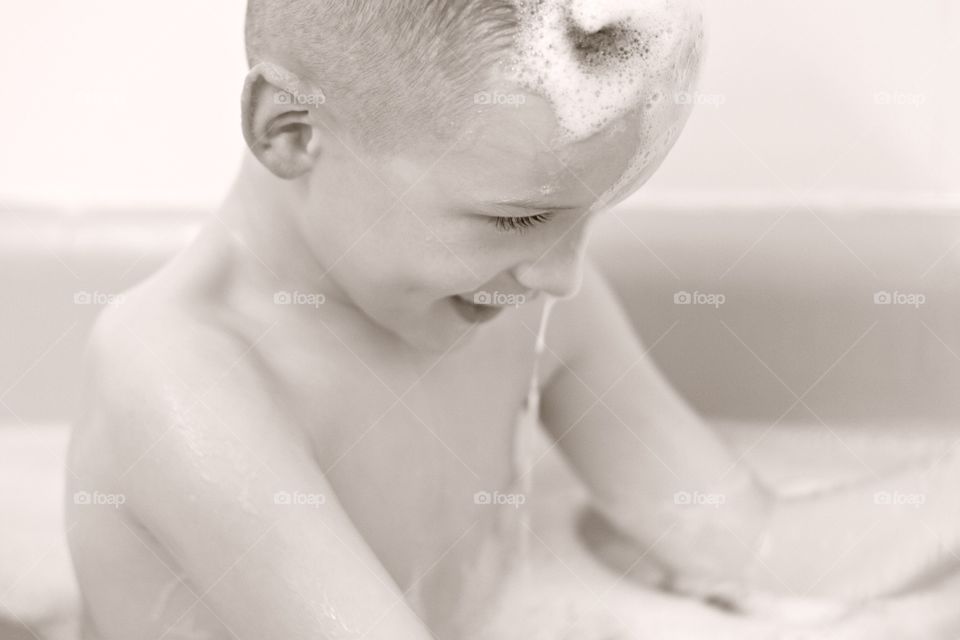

{"left": 506, "top": 0, "right": 705, "bottom": 214}
{"left": 508, "top": 0, "right": 704, "bottom": 144}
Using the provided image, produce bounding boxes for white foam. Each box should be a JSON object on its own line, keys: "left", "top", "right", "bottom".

{"left": 508, "top": 0, "right": 705, "bottom": 144}
{"left": 568, "top": 0, "right": 645, "bottom": 33}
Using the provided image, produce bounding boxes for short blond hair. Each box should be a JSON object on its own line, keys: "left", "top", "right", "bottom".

{"left": 245, "top": 0, "right": 518, "bottom": 151}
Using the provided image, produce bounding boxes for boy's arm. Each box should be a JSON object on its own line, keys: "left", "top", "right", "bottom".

{"left": 747, "top": 457, "right": 960, "bottom": 602}
{"left": 541, "top": 263, "right": 960, "bottom": 604}
{"left": 541, "top": 262, "right": 771, "bottom": 588}
{"left": 102, "top": 334, "right": 434, "bottom": 639}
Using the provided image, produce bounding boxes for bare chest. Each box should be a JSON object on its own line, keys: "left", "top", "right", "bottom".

{"left": 298, "top": 343, "right": 542, "bottom": 628}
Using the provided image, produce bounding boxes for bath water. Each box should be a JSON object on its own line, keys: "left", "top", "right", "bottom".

{"left": 450, "top": 297, "right": 574, "bottom": 639}
{"left": 511, "top": 295, "right": 559, "bottom": 564}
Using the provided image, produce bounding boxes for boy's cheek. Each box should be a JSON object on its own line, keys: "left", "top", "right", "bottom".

{"left": 354, "top": 256, "right": 466, "bottom": 305}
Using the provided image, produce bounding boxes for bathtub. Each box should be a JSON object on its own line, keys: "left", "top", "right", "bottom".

{"left": 2, "top": 200, "right": 960, "bottom": 639}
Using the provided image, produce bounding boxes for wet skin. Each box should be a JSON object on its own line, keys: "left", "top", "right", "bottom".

{"left": 65, "top": 71, "right": 756, "bottom": 638}
{"left": 64, "top": 51, "right": 960, "bottom": 640}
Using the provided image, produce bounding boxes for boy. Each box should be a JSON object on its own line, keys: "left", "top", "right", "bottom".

{"left": 67, "top": 1, "right": 960, "bottom": 638}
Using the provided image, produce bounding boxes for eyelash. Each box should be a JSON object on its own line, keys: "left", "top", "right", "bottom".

{"left": 492, "top": 213, "right": 555, "bottom": 234}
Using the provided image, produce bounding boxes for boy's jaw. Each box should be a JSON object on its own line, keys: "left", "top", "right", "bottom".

{"left": 372, "top": 287, "right": 539, "bottom": 352}
{"left": 364, "top": 295, "right": 511, "bottom": 354}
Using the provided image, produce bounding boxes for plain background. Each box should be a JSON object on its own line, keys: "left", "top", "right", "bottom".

{"left": 0, "top": 0, "right": 958, "bottom": 211}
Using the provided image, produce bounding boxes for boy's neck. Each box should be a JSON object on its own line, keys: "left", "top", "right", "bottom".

{"left": 216, "top": 152, "right": 344, "bottom": 302}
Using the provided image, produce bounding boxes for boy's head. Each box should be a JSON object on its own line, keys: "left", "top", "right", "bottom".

{"left": 245, "top": 0, "right": 518, "bottom": 152}
{"left": 241, "top": 0, "right": 703, "bottom": 351}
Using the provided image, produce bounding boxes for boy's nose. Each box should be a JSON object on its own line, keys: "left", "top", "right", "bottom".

{"left": 513, "top": 239, "right": 587, "bottom": 300}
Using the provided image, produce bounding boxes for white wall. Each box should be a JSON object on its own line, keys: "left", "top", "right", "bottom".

{"left": 0, "top": 0, "right": 957, "bottom": 211}
{"left": 643, "top": 0, "right": 960, "bottom": 203}
{"left": 0, "top": 0, "right": 247, "bottom": 210}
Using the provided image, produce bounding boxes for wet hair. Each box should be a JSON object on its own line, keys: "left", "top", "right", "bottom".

{"left": 245, "top": 0, "right": 518, "bottom": 151}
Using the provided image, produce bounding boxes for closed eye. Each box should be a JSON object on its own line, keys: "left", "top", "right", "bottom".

{"left": 492, "top": 212, "right": 556, "bottom": 234}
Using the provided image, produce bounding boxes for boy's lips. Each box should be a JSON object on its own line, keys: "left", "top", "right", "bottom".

{"left": 450, "top": 296, "right": 506, "bottom": 324}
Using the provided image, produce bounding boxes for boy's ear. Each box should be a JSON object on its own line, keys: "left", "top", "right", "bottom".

{"left": 241, "top": 62, "right": 326, "bottom": 180}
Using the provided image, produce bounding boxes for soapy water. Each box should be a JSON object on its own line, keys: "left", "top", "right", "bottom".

{"left": 507, "top": 0, "right": 705, "bottom": 211}
{"left": 142, "top": 304, "right": 960, "bottom": 638}
{"left": 489, "top": 3, "right": 960, "bottom": 632}
{"left": 445, "top": 297, "right": 560, "bottom": 631}
{"left": 458, "top": 289, "right": 666, "bottom": 640}
{"left": 512, "top": 296, "right": 559, "bottom": 559}
{"left": 458, "top": 295, "right": 960, "bottom": 638}
{"left": 509, "top": 0, "right": 703, "bottom": 143}
{"left": 402, "top": 297, "right": 563, "bottom": 637}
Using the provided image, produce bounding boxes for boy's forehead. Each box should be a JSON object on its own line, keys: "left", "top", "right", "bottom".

{"left": 428, "top": 94, "right": 660, "bottom": 209}
{"left": 373, "top": 0, "right": 703, "bottom": 208}
{"left": 427, "top": 0, "right": 704, "bottom": 208}
{"left": 449, "top": 93, "right": 573, "bottom": 189}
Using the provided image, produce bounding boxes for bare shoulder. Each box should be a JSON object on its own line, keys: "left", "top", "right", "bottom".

{"left": 66, "top": 287, "right": 432, "bottom": 640}
{"left": 70, "top": 286, "right": 314, "bottom": 508}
